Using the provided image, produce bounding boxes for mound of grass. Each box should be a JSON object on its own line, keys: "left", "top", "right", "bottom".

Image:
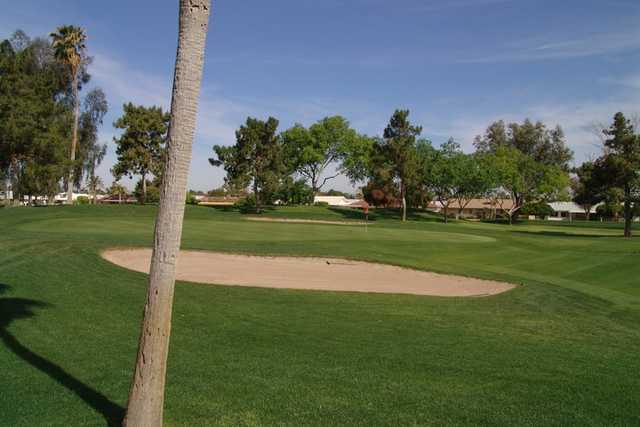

{"left": 1, "top": 205, "right": 639, "bottom": 425}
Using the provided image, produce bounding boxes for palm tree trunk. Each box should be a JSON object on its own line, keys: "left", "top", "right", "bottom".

{"left": 401, "top": 181, "right": 406, "bottom": 222}
{"left": 67, "top": 70, "right": 80, "bottom": 205}
{"left": 624, "top": 186, "right": 632, "bottom": 238}
{"left": 254, "top": 180, "right": 260, "bottom": 213}
{"left": 123, "top": 1, "right": 211, "bottom": 425}
{"left": 142, "top": 172, "right": 147, "bottom": 204}
{"left": 443, "top": 202, "right": 448, "bottom": 224}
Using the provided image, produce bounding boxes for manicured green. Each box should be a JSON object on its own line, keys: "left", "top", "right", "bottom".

{"left": 1, "top": 205, "right": 639, "bottom": 426}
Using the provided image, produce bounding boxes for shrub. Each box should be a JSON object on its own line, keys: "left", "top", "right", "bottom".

{"left": 75, "top": 196, "right": 90, "bottom": 205}
{"left": 186, "top": 192, "right": 198, "bottom": 205}
{"left": 520, "top": 202, "right": 553, "bottom": 218}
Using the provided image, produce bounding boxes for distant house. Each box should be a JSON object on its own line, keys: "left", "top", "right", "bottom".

{"left": 198, "top": 195, "right": 243, "bottom": 206}
{"left": 53, "top": 192, "right": 91, "bottom": 203}
{"left": 313, "top": 195, "right": 368, "bottom": 209}
{"left": 547, "top": 202, "right": 600, "bottom": 221}
{"left": 428, "top": 198, "right": 515, "bottom": 219}
{"left": 0, "top": 190, "right": 13, "bottom": 201}
{"left": 98, "top": 195, "right": 138, "bottom": 204}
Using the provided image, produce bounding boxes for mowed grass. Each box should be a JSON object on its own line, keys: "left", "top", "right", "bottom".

{"left": 0, "top": 205, "right": 639, "bottom": 426}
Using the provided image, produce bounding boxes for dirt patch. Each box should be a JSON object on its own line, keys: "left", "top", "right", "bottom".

{"left": 246, "top": 217, "right": 366, "bottom": 226}
{"left": 102, "top": 248, "right": 515, "bottom": 297}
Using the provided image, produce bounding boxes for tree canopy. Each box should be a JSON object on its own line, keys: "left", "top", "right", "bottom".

{"left": 281, "top": 116, "right": 362, "bottom": 193}
{"left": 210, "top": 117, "right": 283, "bottom": 213}
{"left": 112, "top": 103, "right": 170, "bottom": 203}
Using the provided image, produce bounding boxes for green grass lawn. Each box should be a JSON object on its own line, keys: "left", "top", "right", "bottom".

{"left": 1, "top": 205, "right": 639, "bottom": 426}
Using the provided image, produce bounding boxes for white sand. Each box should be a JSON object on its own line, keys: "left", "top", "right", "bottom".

{"left": 101, "top": 248, "right": 515, "bottom": 297}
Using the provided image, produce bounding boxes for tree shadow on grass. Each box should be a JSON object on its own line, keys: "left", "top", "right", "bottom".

{"left": 0, "top": 284, "right": 124, "bottom": 426}
{"left": 509, "top": 230, "right": 622, "bottom": 239}
{"left": 327, "top": 207, "right": 448, "bottom": 223}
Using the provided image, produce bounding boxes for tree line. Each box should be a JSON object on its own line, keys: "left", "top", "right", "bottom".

{"left": 207, "top": 109, "right": 639, "bottom": 236}
{"left": 2, "top": 30, "right": 638, "bottom": 236}
{"left": 0, "top": 28, "right": 108, "bottom": 205}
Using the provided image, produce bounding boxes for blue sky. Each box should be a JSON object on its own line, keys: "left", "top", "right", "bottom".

{"left": 2, "top": 0, "right": 640, "bottom": 192}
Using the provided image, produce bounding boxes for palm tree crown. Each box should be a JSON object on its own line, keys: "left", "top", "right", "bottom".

{"left": 50, "top": 25, "right": 86, "bottom": 73}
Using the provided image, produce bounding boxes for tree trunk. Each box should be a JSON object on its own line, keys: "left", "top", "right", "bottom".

{"left": 122, "top": 2, "right": 211, "bottom": 426}
{"left": 66, "top": 70, "right": 80, "bottom": 205}
{"left": 254, "top": 180, "right": 260, "bottom": 213}
{"left": 401, "top": 181, "right": 406, "bottom": 222}
{"left": 443, "top": 203, "right": 448, "bottom": 224}
{"left": 142, "top": 173, "right": 147, "bottom": 204}
{"left": 3, "top": 170, "right": 10, "bottom": 207}
{"left": 624, "top": 186, "right": 632, "bottom": 238}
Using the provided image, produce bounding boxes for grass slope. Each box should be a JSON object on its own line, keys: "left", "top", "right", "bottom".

{"left": 0, "top": 205, "right": 639, "bottom": 426}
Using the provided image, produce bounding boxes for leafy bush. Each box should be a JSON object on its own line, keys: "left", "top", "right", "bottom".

{"left": 186, "top": 192, "right": 198, "bottom": 205}
{"left": 234, "top": 195, "right": 256, "bottom": 213}
{"left": 134, "top": 179, "right": 160, "bottom": 204}
{"left": 274, "top": 178, "right": 314, "bottom": 205}
{"left": 520, "top": 202, "right": 553, "bottom": 217}
{"left": 75, "top": 196, "right": 90, "bottom": 205}
{"left": 313, "top": 201, "right": 329, "bottom": 207}
{"left": 596, "top": 203, "right": 622, "bottom": 220}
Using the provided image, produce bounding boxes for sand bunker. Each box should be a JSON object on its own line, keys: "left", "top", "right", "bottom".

{"left": 246, "top": 217, "right": 366, "bottom": 226}
{"left": 102, "top": 248, "right": 515, "bottom": 297}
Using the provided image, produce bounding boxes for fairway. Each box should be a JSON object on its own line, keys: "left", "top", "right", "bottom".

{"left": 1, "top": 205, "right": 640, "bottom": 425}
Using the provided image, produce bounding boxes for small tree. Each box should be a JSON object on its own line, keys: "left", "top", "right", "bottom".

{"left": 112, "top": 103, "right": 170, "bottom": 203}
{"left": 210, "top": 117, "right": 283, "bottom": 213}
{"left": 108, "top": 182, "right": 128, "bottom": 204}
{"left": 373, "top": 110, "right": 423, "bottom": 221}
{"left": 593, "top": 112, "right": 640, "bottom": 237}
{"left": 424, "top": 139, "right": 460, "bottom": 223}
{"left": 572, "top": 161, "right": 601, "bottom": 220}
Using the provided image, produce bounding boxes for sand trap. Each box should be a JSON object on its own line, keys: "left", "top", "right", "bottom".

{"left": 102, "top": 248, "right": 515, "bottom": 297}
{"left": 246, "top": 217, "right": 366, "bottom": 226}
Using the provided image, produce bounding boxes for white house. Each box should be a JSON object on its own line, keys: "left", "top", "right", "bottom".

{"left": 314, "top": 195, "right": 362, "bottom": 207}
{"left": 54, "top": 192, "right": 92, "bottom": 203}
{"left": 547, "top": 202, "right": 600, "bottom": 221}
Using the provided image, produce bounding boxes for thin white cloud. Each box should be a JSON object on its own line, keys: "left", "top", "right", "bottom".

{"left": 463, "top": 29, "right": 640, "bottom": 63}
{"left": 412, "top": 0, "right": 512, "bottom": 13}
{"left": 427, "top": 99, "right": 640, "bottom": 164}
{"left": 90, "top": 53, "right": 262, "bottom": 190}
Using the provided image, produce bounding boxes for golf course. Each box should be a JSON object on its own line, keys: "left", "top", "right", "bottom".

{"left": 1, "top": 204, "right": 639, "bottom": 426}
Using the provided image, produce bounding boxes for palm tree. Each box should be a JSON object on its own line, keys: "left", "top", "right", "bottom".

{"left": 50, "top": 25, "right": 87, "bottom": 205}
{"left": 86, "top": 143, "right": 107, "bottom": 204}
{"left": 122, "top": 1, "right": 212, "bottom": 425}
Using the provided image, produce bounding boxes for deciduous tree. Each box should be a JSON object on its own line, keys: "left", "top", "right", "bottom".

{"left": 593, "top": 112, "right": 640, "bottom": 237}
{"left": 281, "top": 116, "right": 360, "bottom": 193}
{"left": 572, "top": 161, "right": 601, "bottom": 220}
{"left": 474, "top": 119, "right": 573, "bottom": 223}
{"left": 112, "top": 104, "right": 170, "bottom": 203}
{"left": 210, "top": 117, "right": 283, "bottom": 213}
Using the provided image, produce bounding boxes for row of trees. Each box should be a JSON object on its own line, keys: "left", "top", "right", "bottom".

{"left": 0, "top": 28, "right": 108, "bottom": 205}
{"left": 209, "top": 115, "right": 371, "bottom": 212}
{"left": 209, "top": 110, "right": 575, "bottom": 223}
{"left": 209, "top": 109, "right": 638, "bottom": 236}
{"left": 0, "top": 29, "right": 177, "bottom": 207}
